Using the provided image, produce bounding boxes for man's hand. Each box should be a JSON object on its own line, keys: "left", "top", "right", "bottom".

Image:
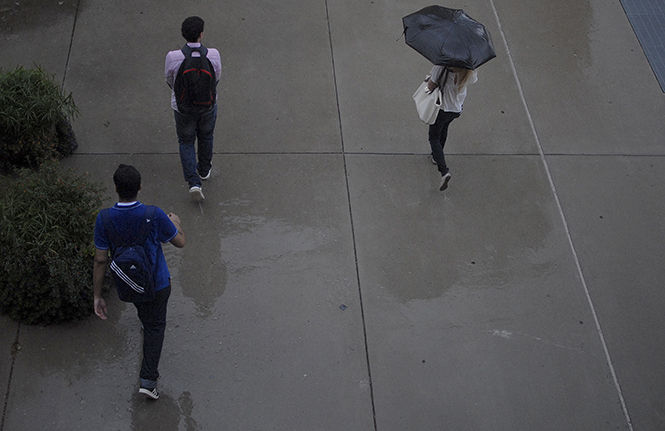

{"left": 426, "top": 80, "right": 438, "bottom": 92}
{"left": 94, "top": 296, "right": 108, "bottom": 320}
{"left": 93, "top": 248, "right": 108, "bottom": 319}
{"left": 168, "top": 212, "right": 186, "bottom": 248}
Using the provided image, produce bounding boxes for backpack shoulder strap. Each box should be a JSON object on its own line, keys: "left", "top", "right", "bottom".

{"left": 181, "top": 44, "right": 208, "bottom": 59}
{"left": 181, "top": 44, "right": 193, "bottom": 58}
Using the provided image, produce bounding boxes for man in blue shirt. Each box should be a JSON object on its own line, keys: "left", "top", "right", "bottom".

{"left": 93, "top": 164, "right": 186, "bottom": 399}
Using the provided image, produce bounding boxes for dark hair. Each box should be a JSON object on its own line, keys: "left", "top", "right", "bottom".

{"left": 181, "top": 16, "right": 204, "bottom": 42}
{"left": 113, "top": 164, "right": 141, "bottom": 201}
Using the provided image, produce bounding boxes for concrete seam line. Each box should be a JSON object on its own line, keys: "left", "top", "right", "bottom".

{"left": 488, "top": 0, "right": 634, "bottom": 429}
{"left": 324, "top": 0, "right": 377, "bottom": 429}
{"left": 66, "top": 152, "right": 665, "bottom": 157}
{"left": 1, "top": 324, "right": 20, "bottom": 431}
{"left": 61, "top": 0, "right": 81, "bottom": 90}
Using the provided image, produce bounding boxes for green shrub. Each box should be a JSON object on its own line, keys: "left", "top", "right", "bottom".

{"left": 0, "top": 162, "right": 105, "bottom": 324}
{"left": 0, "top": 66, "right": 78, "bottom": 172}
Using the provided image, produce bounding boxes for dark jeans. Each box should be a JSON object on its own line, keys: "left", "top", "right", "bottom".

{"left": 133, "top": 285, "right": 171, "bottom": 388}
{"left": 174, "top": 105, "right": 217, "bottom": 187}
{"left": 428, "top": 110, "right": 461, "bottom": 175}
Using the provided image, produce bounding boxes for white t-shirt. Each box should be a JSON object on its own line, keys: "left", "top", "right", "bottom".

{"left": 430, "top": 66, "right": 477, "bottom": 113}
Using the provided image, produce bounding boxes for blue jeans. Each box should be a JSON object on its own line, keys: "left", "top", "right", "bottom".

{"left": 174, "top": 105, "right": 217, "bottom": 187}
{"left": 134, "top": 285, "right": 171, "bottom": 388}
{"left": 428, "top": 110, "right": 460, "bottom": 175}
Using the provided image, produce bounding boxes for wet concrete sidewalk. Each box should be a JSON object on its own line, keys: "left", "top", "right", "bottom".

{"left": 2, "top": 0, "right": 665, "bottom": 430}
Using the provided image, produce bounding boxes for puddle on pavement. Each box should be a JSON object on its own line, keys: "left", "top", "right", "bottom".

{"left": 129, "top": 390, "right": 199, "bottom": 431}
{"left": 220, "top": 215, "right": 333, "bottom": 275}
{"left": 368, "top": 158, "right": 557, "bottom": 303}
{"left": 165, "top": 228, "right": 228, "bottom": 319}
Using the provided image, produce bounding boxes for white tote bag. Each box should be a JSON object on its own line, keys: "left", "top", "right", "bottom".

{"left": 412, "top": 81, "right": 441, "bottom": 125}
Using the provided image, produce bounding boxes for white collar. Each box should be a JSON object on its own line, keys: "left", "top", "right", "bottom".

{"left": 116, "top": 201, "right": 138, "bottom": 207}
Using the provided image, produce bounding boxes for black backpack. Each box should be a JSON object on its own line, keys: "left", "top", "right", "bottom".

{"left": 174, "top": 45, "right": 217, "bottom": 114}
{"left": 100, "top": 206, "right": 156, "bottom": 303}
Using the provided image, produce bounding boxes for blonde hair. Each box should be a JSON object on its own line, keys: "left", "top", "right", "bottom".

{"left": 451, "top": 67, "right": 474, "bottom": 90}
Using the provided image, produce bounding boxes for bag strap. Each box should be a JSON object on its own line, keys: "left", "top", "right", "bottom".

{"left": 181, "top": 44, "right": 208, "bottom": 59}
{"left": 181, "top": 44, "right": 192, "bottom": 58}
{"left": 439, "top": 68, "right": 450, "bottom": 89}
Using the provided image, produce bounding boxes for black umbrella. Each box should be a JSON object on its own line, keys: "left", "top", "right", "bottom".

{"left": 402, "top": 5, "right": 496, "bottom": 70}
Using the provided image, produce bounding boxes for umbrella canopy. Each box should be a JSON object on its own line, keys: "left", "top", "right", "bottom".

{"left": 402, "top": 5, "right": 496, "bottom": 70}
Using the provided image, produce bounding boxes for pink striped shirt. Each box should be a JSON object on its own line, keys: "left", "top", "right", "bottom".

{"left": 165, "top": 42, "right": 222, "bottom": 111}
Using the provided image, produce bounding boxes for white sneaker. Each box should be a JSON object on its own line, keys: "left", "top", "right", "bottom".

{"left": 439, "top": 172, "right": 451, "bottom": 191}
{"left": 139, "top": 386, "right": 159, "bottom": 400}
{"left": 189, "top": 186, "right": 205, "bottom": 201}
{"left": 430, "top": 155, "right": 437, "bottom": 165}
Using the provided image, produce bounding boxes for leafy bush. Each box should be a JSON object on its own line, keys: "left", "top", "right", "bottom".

{"left": 0, "top": 66, "right": 78, "bottom": 172}
{"left": 0, "top": 162, "right": 105, "bottom": 324}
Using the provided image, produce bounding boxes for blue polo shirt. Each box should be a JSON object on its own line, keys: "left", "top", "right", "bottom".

{"left": 94, "top": 202, "right": 177, "bottom": 291}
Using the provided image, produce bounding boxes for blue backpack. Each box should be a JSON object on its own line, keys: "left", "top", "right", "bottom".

{"left": 100, "top": 206, "right": 156, "bottom": 303}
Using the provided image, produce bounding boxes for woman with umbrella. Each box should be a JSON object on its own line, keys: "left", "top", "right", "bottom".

{"left": 403, "top": 6, "right": 495, "bottom": 191}
{"left": 425, "top": 65, "right": 477, "bottom": 191}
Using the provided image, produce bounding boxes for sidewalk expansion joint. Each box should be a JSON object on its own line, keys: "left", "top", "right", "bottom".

{"left": 70, "top": 151, "right": 665, "bottom": 158}
{"left": 61, "top": 0, "right": 81, "bottom": 90}
{"left": 1, "top": 324, "right": 20, "bottom": 431}
{"left": 489, "top": 0, "right": 634, "bottom": 429}
{"left": 325, "top": 0, "right": 377, "bottom": 429}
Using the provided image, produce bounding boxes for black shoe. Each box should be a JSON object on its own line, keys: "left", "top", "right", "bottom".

{"left": 199, "top": 163, "right": 212, "bottom": 180}
{"left": 440, "top": 172, "right": 451, "bottom": 191}
{"left": 139, "top": 386, "right": 159, "bottom": 400}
